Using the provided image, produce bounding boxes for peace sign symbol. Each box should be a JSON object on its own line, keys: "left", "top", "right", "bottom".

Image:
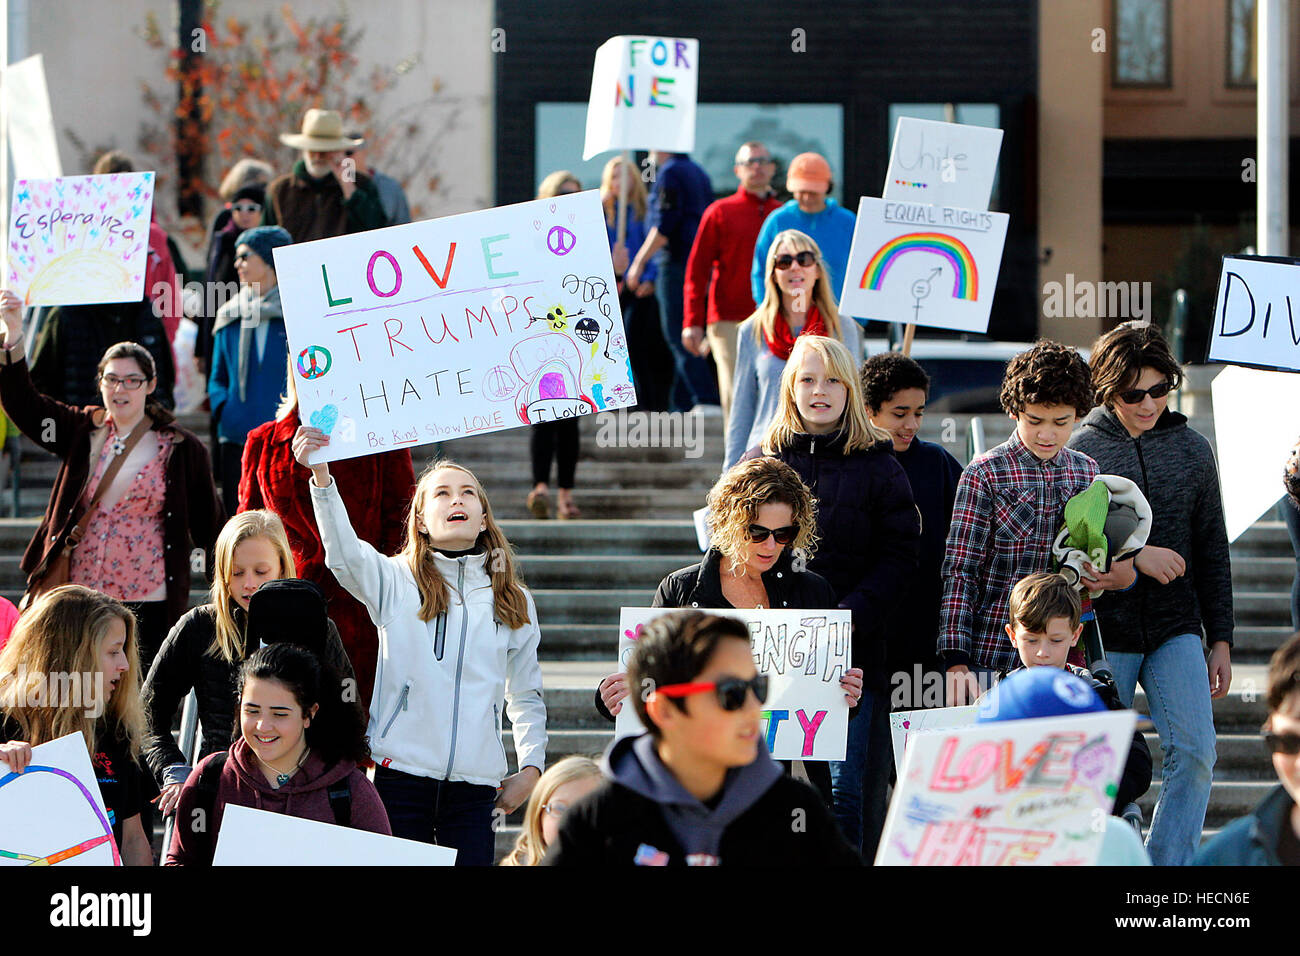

{"left": 546, "top": 225, "right": 577, "bottom": 256}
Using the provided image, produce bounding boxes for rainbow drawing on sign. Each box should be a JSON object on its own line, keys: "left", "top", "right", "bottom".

{"left": 860, "top": 232, "right": 978, "bottom": 300}
{"left": 0, "top": 765, "right": 120, "bottom": 866}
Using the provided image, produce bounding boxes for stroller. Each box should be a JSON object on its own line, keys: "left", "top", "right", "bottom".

{"left": 1052, "top": 474, "right": 1153, "bottom": 835}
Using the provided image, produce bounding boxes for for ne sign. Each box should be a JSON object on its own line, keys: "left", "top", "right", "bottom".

{"left": 583, "top": 35, "right": 699, "bottom": 159}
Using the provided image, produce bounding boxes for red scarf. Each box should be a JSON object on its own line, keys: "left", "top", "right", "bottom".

{"left": 763, "top": 304, "right": 828, "bottom": 360}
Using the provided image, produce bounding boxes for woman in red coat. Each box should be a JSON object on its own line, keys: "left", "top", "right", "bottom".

{"left": 238, "top": 366, "right": 414, "bottom": 709}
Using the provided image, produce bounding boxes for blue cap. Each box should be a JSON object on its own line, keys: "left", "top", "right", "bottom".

{"left": 234, "top": 225, "right": 293, "bottom": 270}
{"left": 976, "top": 667, "right": 1106, "bottom": 723}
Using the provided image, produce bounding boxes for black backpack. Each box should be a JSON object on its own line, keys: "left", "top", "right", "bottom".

{"left": 188, "top": 752, "right": 351, "bottom": 864}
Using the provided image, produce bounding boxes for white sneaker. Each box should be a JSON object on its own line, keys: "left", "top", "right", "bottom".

{"left": 690, "top": 404, "right": 724, "bottom": 416}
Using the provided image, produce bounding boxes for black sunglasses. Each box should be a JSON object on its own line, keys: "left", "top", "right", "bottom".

{"left": 747, "top": 523, "right": 798, "bottom": 545}
{"left": 1264, "top": 730, "right": 1300, "bottom": 756}
{"left": 1117, "top": 381, "right": 1173, "bottom": 405}
{"left": 657, "top": 674, "right": 770, "bottom": 711}
{"left": 774, "top": 251, "right": 816, "bottom": 271}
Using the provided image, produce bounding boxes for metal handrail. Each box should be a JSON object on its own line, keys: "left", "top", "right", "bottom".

{"left": 966, "top": 416, "right": 988, "bottom": 462}
{"left": 159, "top": 690, "right": 201, "bottom": 857}
{"left": 1167, "top": 288, "right": 1188, "bottom": 413}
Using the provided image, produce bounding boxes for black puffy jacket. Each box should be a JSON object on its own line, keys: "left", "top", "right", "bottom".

{"left": 141, "top": 603, "right": 354, "bottom": 786}
{"left": 746, "top": 432, "right": 921, "bottom": 690}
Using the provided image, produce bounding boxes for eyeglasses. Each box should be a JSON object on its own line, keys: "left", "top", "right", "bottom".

{"left": 230, "top": 202, "right": 262, "bottom": 214}
{"left": 233, "top": 252, "right": 255, "bottom": 265}
{"left": 542, "top": 800, "right": 575, "bottom": 819}
{"left": 747, "top": 523, "right": 798, "bottom": 545}
{"left": 1263, "top": 730, "right": 1300, "bottom": 756}
{"left": 1116, "top": 382, "right": 1173, "bottom": 405}
{"left": 738, "top": 157, "right": 775, "bottom": 167}
{"left": 656, "top": 674, "right": 769, "bottom": 711}
{"left": 774, "top": 251, "right": 816, "bottom": 270}
{"left": 101, "top": 374, "right": 147, "bottom": 391}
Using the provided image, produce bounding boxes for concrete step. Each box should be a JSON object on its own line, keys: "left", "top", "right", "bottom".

{"left": 1138, "top": 779, "right": 1270, "bottom": 829}
{"left": 519, "top": 554, "right": 695, "bottom": 590}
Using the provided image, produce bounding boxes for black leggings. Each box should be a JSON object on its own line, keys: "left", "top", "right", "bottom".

{"left": 529, "top": 419, "right": 579, "bottom": 488}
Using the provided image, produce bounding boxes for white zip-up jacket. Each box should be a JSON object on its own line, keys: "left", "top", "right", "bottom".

{"left": 311, "top": 478, "right": 547, "bottom": 786}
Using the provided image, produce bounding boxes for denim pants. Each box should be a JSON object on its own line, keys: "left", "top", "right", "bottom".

{"left": 655, "top": 255, "right": 719, "bottom": 411}
{"left": 829, "top": 691, "right": 893, "bottom": 857}
{"left": 372, "top": 766, "right": 498, "bottom": 866}
{"left": 1108, "top": 634, "right": 1217, "bottom": 866}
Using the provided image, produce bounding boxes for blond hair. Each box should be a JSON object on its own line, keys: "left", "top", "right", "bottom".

{"left": 763, "top": 335, "right": 889, "bottom": 454}
{"left": 537, "top": 170, "right": 581, "bottom": 200}
{"left": 218, "top": 158, "right": 274, "bottom": 201}
{"left": 599, "top": 156, "right": 647, "bottom": 222}
{"left": 499, "top": 755, "right": 602, "bottom": 865}
{"left": 276, "top": 354, "right": 298, "bottom": 421}
{"left": 0, "top": 586, "right": 143, "bottom": 758}
{"left": 399, "top": 462, "right": 531, "bottom": 628}
{"left": 750, "top": 230, "right": 844, "bottom": 347}
{"left": 209, "top": 511, "right": 297, "bottom": 663}
{"left": 707, "top": 458, "right": 819, "bottom": 576}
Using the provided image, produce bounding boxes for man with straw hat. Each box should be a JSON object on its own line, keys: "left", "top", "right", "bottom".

{"left": 264, "top": 109, "right": 387, "bottom": 243}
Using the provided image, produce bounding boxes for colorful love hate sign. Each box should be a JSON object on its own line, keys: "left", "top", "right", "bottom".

{"left": 274, "top": 189, "right": 636, "bottom": 465}
{"left": 838, "top": 197, "right": 1009, "bottom": 335}
{"left": 883, "top": 118, "right": 1003, "bottom": 212}
{"left": 583, "top": 35, "right": 699, "bottom": 159}
{"left": 1207, "top": 254, "right": 1300, "bottom": 373}
{"left": 876, "top": 710, "right": 1136, "bottom": 867}
{"left": 212, "top": 804, "right": 457, "bottom": 866}
{"left": 889, "top": 705, "right": 979, "bottom": 775}
{"left": 613, "top": 607, "right": 852, "bottom": 761}
{"left": 0, "top": 732, "right": 120, "bottom": 867}
{"left": 7, "top": 172, "right": 154, "bottom": 307}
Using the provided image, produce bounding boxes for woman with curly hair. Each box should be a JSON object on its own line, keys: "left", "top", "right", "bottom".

{"left": 593, "top": 456, "right": 864, "bottom": 805}
{"left": 745, "top": 335, "right": 920, "bottom": 857}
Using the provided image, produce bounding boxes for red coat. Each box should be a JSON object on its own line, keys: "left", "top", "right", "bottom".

{"left": 683, "top": 187, "right": 782, "bottom": 330}
{"left": 238, "top": 411, "right": 415, "bottom": 709}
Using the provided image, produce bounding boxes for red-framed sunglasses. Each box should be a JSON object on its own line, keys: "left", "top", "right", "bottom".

{"left": 655, "top": 675, "right": 769, "bottom": 711}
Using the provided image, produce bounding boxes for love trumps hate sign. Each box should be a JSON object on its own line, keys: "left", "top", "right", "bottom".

{"left": 613, "top": 607, "right": 852, "bottom": 761}
{"left": 583, "top": 35, "right": 699, "bottom": 159}
{"left": 274, "top": 190, "right": 636, "bottom": 464}
{"left": 875, "top": 710, "right": 1136, "bottom": 866}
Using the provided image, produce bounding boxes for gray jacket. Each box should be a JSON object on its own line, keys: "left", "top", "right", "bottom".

{"left": 1066, "top": 405, "right": 1234, "bottom": 653}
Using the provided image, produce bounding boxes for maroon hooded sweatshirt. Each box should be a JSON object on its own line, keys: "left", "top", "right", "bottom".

{"left": 165, "top": 737, "right": 391, "bottom": 866}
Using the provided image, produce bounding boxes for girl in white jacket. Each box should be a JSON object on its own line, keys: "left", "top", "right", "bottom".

{"left": 294, "top": 425, "right": 547, "bottom": 865}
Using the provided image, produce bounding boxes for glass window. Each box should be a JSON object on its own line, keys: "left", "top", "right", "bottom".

{"left": 534, "top": 103, "right": 844, "bottom": 199}
{"left": 1112, "top": 0, "right": 1172, "bottom": 87}
{"left": 1227, "top": 0, "right": 1257, "bottom": 88}
{"left": 887, "top": 103, "right": 1002, "bottom": 207}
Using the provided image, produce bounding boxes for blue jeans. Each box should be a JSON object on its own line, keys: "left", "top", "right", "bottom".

{"left": 655, "top": 255, "right": 719, "bottom": 411}
{"left": 372, "top": 767, "right": 498, "bottom": 866}
{"left": 829, "top": 691, "right": 892, "bottom": 857}
{"left": 1108, "top": 634, "right": 1216, "bottom": 866}
{"left": 1282, "top": 500, "right": 1300, "bottom": 631}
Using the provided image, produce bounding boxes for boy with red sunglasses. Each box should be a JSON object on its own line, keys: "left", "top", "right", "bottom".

{"left": 545, "top": 611, "right": 860, "bottom": 866}
{"left": 1197, "top": 631, "right": 1300, "bottom": 865}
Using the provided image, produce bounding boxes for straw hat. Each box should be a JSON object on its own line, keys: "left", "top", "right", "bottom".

{"left": 279, "top": 109, "right": 364, "bottom": 152}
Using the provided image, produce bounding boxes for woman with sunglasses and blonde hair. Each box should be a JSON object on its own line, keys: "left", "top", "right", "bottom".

{"left": 724, "top": 230, "right": 861, "bottom": 469}
{"left": 745, "top": 334, "right": 920, "bottom": 858}
{"left": 594, "top": 456, "right": 863, "bottom": 804}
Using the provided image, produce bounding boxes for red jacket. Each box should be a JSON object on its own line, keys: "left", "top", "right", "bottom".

{"left": 238, "top": 412, "right": 415, "bottom": 709}
{"left": 683, "top": 187, "right": 782, "bottom": 330}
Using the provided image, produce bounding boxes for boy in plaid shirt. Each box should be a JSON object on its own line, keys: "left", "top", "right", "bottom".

{"left": 939, "top": 341, "right": 1136, "bottom": 704}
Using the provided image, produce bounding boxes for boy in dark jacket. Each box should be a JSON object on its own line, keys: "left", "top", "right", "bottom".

{"left": 1196, "top": 632, "right": 1300, "bottom": 866}
{"left": 547, "top": 611, "right": 860, "bottom": 866}
{"left": 995, "top": 573, "right": 1152, "bottom": 813}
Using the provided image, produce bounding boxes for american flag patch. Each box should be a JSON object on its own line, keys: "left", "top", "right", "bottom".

{"left": 633, "top": 843, "right": 670, "bottom": 866}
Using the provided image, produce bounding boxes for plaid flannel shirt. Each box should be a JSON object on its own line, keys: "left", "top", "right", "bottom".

{"left": 939, "top": 431, "right": 1098, "bottom": 671}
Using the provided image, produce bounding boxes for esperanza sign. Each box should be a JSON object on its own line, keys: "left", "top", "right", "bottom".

{"left": 613, "top": 607, "right": 852, "bottom": 761}
{"left": 583, "top": 35, "right": 699, "bottom": 159}
{"left": 275, "top": 190, "right": 635, "bottom": 464}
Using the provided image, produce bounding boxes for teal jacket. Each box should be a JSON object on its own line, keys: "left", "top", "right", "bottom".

{"left": 1194, "top": 785, "right": 1296, "bottom": 866}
